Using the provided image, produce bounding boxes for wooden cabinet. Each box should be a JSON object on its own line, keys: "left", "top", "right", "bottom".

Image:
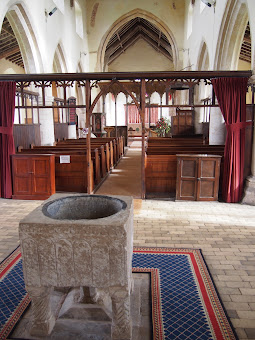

{"left": 171, "top": 109, "right": 194, "bottom": 135}
{"left": 176, "top": 154, "right": 221, "bottom": 201}
{"left": 12, "top": 154, "right": 55, "bottom": 200}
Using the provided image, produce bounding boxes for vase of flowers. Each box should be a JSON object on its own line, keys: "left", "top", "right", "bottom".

{"left": 155, "top": 117, "right": 171, "bottom": 137}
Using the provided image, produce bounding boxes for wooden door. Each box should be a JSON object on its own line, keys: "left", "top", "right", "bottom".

{"left": 176, "top": 156, "right": 197, "bottom": 200}
{"left": 197, "top": 157, "right": 221, "bottom": 201}
{"left": 31, "top": 156, "right": 54, "bottom": 197}
{"left": 12, "top": 156, "right": 32, "bottom": 197}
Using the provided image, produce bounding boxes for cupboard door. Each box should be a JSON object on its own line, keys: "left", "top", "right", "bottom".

{"left": 12, "top": 157, "right": 32, "bottom": 196}
{"left": 176, "top": 156, "right": 197, "bottom": 200}
{"left": 197, "top": 157, "right": 221, "bottom": 201}
{"left": 12, "top": 154, "right": 55, "bottom": 200}
{"left": 32, "top": 157, "right": 53, "bottom": 196}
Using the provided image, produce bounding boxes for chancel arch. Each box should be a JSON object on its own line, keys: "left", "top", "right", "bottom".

{"left": 96, "top": 8, "right": 179, "bottom": 72}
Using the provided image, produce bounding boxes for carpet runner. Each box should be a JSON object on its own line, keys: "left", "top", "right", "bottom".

{"left": 0, "top": 246, "right": 236, "bottom": 339}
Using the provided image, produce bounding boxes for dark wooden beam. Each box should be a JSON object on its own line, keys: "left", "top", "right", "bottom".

{"left": 138, "top": 22, "right": 172, "bottom": 55}
{"left": 105, "top": 26, "right": 141, "bottom": 58}
{"left": 142, "top": 34, "right": 173, "bottom": 60}
{"left": 0, "top": 46, "right": 20, "bottom": 59}
{"left": 108, "top": 32, "right": 142, "bottom": 64}
{"left": 0, "top": 71, "right": 252, "bottom": 82}
{"left": 1, "top": 26, "right": 16, "bottom": 38}
{"left": 243, "top": 36, "right": 251, "bottom": 44}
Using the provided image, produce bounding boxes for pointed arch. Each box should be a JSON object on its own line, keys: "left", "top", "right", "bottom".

{"left": 6, "top": 3, "right": 43, "bottom": 73}
{"left": 53, "top": 42, "right": 68, "bottom": 73}
{"left": 214, "top": 0, "right": 249, "bottom": 70}
{"left": 96, "top": 8, "right": 179, "bottom": 72}
{"left": 197, "top": 41, "right": 209, "bottom": 71}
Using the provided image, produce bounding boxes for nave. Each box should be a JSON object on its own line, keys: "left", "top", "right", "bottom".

{"left": 0, "top": 142, "right": 255, "bottom": 338}
{"left": 95, "top": 140, "right": 142, "bottom": 198}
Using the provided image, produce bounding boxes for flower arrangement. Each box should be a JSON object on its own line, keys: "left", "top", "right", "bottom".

{"left": 82, "top": 127, "right": 89, "bottom": 134}
{"left": 155, "top": 117, "right": 171, "bottom": 136}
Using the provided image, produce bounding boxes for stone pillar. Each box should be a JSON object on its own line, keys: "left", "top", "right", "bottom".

{"left": 110, "top": 286, "right": 132, "bottom": 340}
{"left": 242, "top": 115, "right": 255, "bottom": 205}
{"left": 209, "top": 107, "right": 226, "bottom": 145}
{"left": 38, "top": 95, "right": 55, "bottom": 146}
{"left": 26, "top": 286, "right": 55, "bottom": 336}
{"left": 68, "top": 124, "right": 77, "bottom": 139}
{"left": 242, "top": 76, "right": 255, "bottom": 205}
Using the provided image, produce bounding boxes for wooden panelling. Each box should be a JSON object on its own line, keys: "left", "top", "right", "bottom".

{"left": 54, "top": 123, "right": 69, "bottom": 141}
{"left": 13, "top": 124, "right": 41, "bottom": 151}
{"left": 145, "top": 155, "right": 177, "bottom": 193}
{"left": 171, "top": 110, "right": 194, "bottom": 135}
{"left": 109, "top": 126, "right": 128, "bottom": 146}
{"left": 145, "top": 137, "right": 225, "bottom": 197}
{"left": 55, "top": 154, "right": 92, "bottom": 193}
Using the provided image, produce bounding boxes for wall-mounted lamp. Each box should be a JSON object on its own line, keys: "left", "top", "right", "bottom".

{"left": 201, "top": 0, "right": 216, "bottom": 7}
{"left": 48, "top": 7, "right": 58, "bottom": 16}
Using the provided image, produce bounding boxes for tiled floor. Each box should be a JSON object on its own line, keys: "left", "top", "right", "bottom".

{"left": 1, "top": 143, "right": 255, "bottom": 339}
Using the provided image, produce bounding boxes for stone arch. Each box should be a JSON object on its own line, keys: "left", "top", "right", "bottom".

{"left": 96, "top": 8, "right": 179, "bottom": 72}
{"left": 197, "top": 41, "right": 209, "bottom": 71}
{"left": 214, "top": 0, "right": 248, "bottom": 70}
{"left": 52, "top": 43, "right": 69, "bottom": 99}
{"left": 76, "top": 62, "right": 85, "bottom": 105}
{"left": 53, "top": 42, "right": 68, "bottom": 73}
{"left": 5, "top": 2, "right": 43, "bottom": 73}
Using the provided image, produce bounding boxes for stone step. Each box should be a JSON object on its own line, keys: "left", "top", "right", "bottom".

{"left": 59, "top": 303, "right": 112, "bottom": 321}
{"left": 49, "top": 318, "right": 112, "bottom": 340}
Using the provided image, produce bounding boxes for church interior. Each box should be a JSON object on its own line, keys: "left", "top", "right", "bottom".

{"left": 0, "top": 0, "right": 255, "bottom": 339}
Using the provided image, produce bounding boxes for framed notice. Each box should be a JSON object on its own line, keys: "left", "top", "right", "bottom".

{"left": 60, "top": 155, "right": 71, "bottom": 164}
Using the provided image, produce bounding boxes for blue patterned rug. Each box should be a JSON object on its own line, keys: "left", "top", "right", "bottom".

{"left": 0, "top": 246, "right": 236, "bottom": 339}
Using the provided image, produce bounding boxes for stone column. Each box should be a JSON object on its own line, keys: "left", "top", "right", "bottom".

{"left": 242, "top": 75, "right": 255, "bottom": 205}
{"left": 209, "top": 107, "right": 226, "bottom": 145}
{"left": 38, "top": 95, "right": 55, "bottom": 146}
{"left": 26, "top": 286, "right": 55, "bottom": 336}
{"left": 110, "top": 286, "right": 132, "bottom": 340}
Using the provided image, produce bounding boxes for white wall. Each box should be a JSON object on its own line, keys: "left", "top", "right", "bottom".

{"left": 108, "top": 39, "right": 174, "bottom": 72}
{"left": 86, "top": 0, "right": 185, "bottom": 71}
{"left": 0, "top": 59, "right": 25, "bottom": 74}
{"left": 183, "top": 0, "right": 255, "bottom": 72}
{"left": 0, "top": 0, "right": 89, "bottom": 74}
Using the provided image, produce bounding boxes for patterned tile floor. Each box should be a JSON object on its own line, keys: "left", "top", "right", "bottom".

{"left": 1, "top": 143, "right": 255, "bottom": 339}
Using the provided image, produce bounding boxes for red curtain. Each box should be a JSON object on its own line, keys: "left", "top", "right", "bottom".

{"left": 211, "top": 77, "right": 248, "bottom": 203}
{"left": 127, "top": 104, "right": 159, "bottom": 124}
{"left": 0, "top": 82, "right": 16, "bottom": 198}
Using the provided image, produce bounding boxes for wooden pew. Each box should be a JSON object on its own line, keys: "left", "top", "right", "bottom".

{"left": 146, "top": 145, "right": 225, "bottom": 155}
{"left": 57, "top": 137, "right": 119, "bottom": 169}
{"left": 147, "top": 136, "right": 205, "bottom": 146}
{"left": 18, "top": 147, "right": 98, "bottom": 192}
{"left": 31, "top": 146, "right": 103, "bottom": 183}
{"left": 145, "top": 143, "right": 225, "bottom": 196}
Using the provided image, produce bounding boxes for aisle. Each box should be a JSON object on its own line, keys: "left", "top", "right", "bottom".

{"left": 95, "top": 141, "right": 142, "bottom": 198}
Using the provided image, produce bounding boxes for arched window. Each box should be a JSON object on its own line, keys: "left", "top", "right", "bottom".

{"left": 187, "top": 3, "right": 193, "bottom": 39}
{"left": 75, "top": 1, "right": 83, "bottom": 38}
